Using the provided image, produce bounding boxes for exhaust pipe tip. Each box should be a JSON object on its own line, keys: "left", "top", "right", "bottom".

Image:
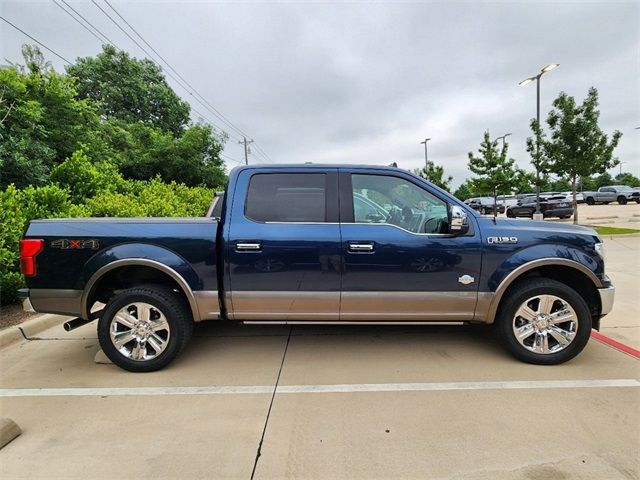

{"left": 63, "top": 317, "right": 93, "bottom": 332}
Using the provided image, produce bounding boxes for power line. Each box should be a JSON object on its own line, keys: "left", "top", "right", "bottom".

{"left": 99, "top": 0, "right": 273, "bottom": 162}
{"left": 0, "top": 16, "right": 72, "bottom": 64}
{"left": 103, "top": 0, "right": 250, "bottom": 141}
{"left": 55, "top": 0, "right": 117, "bottom": 47}
{"left": 90, "top": 0, "right": 246, "bottom": 144}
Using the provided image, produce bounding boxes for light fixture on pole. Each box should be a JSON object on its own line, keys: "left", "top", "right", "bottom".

{"left": 420, "top": 138, "right": 431, "bottom": 181}
{"left": 519, "top": 63, "right": 559, "bottom": 215}
{"left": 495, "top": 133, "right": 512, "bottom": 147}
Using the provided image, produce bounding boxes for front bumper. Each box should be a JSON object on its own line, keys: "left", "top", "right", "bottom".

{"left": 598, "top": 285, "right": 615, "bottom": 316}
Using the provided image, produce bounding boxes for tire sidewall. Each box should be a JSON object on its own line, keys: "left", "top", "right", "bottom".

{"left": 497, "top": 280, "right": 592, "bottom": 365}
{"left": 98, "top": 288, "right": 188, "bottom": 372}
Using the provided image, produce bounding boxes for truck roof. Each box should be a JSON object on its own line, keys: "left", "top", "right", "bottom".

{"left": 230, "top": 163, "right": 406, "bottom": 172}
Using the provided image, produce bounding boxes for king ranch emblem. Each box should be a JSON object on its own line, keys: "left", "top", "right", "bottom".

{"left": 51, "top": 239, "right": 100, "bottom": 250}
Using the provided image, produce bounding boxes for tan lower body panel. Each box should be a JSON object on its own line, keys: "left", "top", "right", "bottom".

{"left": 230, "top": 291, "right": 340, "bottom": 321}
{"left": 227, "top": 291, "right": 484, "bottom": 322}
{"left": 340, "top": 291, "right": 478, "bottom": 321}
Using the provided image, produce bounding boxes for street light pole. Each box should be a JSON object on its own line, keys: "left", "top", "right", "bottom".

{"left": 519, "top": 63, "right": 559, "bottom": 216}
{"left": 495, "top": 133, "right": 512, "bottom": 147}
{"left": 420, "top": 138, "right": 431, "bottom": 181}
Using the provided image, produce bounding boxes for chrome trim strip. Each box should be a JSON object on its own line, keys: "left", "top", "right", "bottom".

{"left": 193, "top": 291, "right": 221, "bottom": 321}
{"left": 231, "top": 291, "right": 339, "bottom": 321}
{"left": 484, "top": 258, "right": 604, "bottom": 324}
{"left": 81, "top": 259, "right": 201, "bottom": 321}
{"left": 598, "top": 286, "right": 615, "bottom": 316}
{"left": 342, "top": 291, "right": 477, "bottom": 321}
{"left": 236, "top": 242, "right": 262, "bottom": 251}
{"left": 29, "top": 289, "right": 83, "bottom": 316}
{"left": 262, "top": 222, "right": 457, "bottom": 237}
{"left": 243, "top": 321, "right": 466, "bottom": 325}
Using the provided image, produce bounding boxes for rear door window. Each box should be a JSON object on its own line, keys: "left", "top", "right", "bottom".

{"left": 245, "top": 173, "right": 326, "bottom": 223}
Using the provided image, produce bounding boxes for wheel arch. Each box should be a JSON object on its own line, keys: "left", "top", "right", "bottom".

{"left": 478, "top": 258, "right": 603, "bottom": 324}
{"left": 81, "top": 258, "right": 201, "bottom": 321}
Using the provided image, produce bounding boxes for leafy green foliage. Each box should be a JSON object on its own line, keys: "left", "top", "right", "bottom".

{"left": 66, "top": 45, "right": 190, "bottom": 136}
{"left": 467, "top": 132, "right": 520, "bottom": 203}
{"left": 543, "top": 87, "right": 622, "bottom": 223}
{"left": 614, "top": 172, "right": 640, "bottom": 187}
{"left": 0, "top": 44, "right": 227, "bottom": 304}
{"left": 414, "top": 162, "right": 453, "bottom": 192}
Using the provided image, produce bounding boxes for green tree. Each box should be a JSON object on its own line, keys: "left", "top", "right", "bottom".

{"left": 414, "top": 162, "right": 453, "bottom": 192}
{"left": 614, "top": 172, "right": 640, "bottom": 187}
{"left": 525, "top": 119, "right": 550, "bottom": 193}
{"left": 544, "top": 87, "right": 622, "bottom": 223}
{"left": 467, "top": 131, "right": 519, "bottom": 212}
{"left": 67, "top": 45, "right": 190, "bottom": 136}
{"left": 452, "top": 180, "right": 478, "bottom": 200}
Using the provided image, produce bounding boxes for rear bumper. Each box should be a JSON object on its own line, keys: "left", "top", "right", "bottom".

{"left": 598, "top": 285, "right": 615, "bottom": 316}
{"left": 18, "top": 288, "right": 83, "bottom": 317}
{"left": 544, "top": 207, "right": 573, "bottom": 217}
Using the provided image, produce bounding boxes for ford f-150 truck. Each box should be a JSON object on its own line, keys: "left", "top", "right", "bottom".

{"left": 19, "top": 165, "right": 614, "bottom": 371}
{"left": 583, "top": 185, "right": 640, "bottom": 205}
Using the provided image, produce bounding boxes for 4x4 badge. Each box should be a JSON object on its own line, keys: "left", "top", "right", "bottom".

{"left": 51, "top": 239, "right": 99, "bottom": 250}
{"left": 458, "top": 275, "right": 475, "bottom": 285}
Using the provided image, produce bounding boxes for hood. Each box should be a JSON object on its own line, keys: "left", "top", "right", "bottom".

{"left": 478, "top": 217, "right": 600, "bottom": 239}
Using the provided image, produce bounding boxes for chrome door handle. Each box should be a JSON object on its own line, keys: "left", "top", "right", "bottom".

{"left": 348, "top": 242, "right": 374, "bottom": 252}
{"left": 236, "top": 242, "right": 262, "bottom": 252}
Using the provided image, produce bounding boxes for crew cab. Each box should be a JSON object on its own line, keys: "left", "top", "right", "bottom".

{"left": 19, "top": 165, "right": 614, "bottom": 371}
{"left": 583, "top": 186, "right": 640, "bottom": 205}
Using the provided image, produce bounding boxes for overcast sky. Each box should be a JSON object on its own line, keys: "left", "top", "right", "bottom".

{"left": 2, "top": 0, "right": 638, "bottom": 186}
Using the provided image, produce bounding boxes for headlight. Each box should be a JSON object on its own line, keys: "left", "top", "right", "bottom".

{"left": 594, "top": 242, "right": 606, "bottom": 261}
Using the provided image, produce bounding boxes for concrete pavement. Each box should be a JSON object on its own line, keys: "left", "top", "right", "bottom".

{"left": 1, "top": 320, "right": 639, "bottom": 479}
{"left": 599, "top": 235, "right": 640, "bottom": 349}
{"left": 0, "top": 235, "right": 638, "bottom": 479}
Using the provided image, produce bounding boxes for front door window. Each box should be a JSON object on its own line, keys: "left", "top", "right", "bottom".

{"left": 351, "top": 174, "right": 448, "bottom": 234}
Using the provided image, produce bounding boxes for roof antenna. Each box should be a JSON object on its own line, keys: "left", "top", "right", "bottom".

{"left": 389, "top": 162, "right": 398, "bottom": 168}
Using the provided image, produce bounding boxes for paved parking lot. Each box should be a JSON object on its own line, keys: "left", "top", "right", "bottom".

{"left": 1, "top": 235, "right": 638, "bottom": 479}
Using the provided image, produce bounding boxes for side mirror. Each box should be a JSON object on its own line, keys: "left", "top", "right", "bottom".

{"left": 449, "top": 205, "right": 469, "bottom": 235}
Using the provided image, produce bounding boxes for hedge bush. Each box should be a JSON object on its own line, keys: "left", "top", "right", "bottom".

{"left": 0, "top": 157, "right": 217, "bottom": 305}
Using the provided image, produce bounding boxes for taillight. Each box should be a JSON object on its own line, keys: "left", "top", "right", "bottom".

{"left": 20, "top": 239, "right": 44, "bottom": 277}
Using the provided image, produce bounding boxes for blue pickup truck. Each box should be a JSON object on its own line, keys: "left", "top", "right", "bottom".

{"left": 19, "top": 165, "right": 614, "bottom": 371}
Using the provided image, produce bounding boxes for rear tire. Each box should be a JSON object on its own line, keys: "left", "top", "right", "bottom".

{"left": 585, "top": 197, "right": 595, "bottom": 205}
{"left": 98, "top": 285, "right": 193, "bottom": 372}
{"left": 617, "top": 196, "right": 627, "bottom": 205}
{"left": 496, "top": 278, "right": 591, "bottom": 365}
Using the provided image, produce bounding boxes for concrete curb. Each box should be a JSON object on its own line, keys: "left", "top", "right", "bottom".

{"left": 0, "top": 418, "right": 22, "bottom": 449}
{"left": 0, "top": 314, "right": 67, "bottom": 350}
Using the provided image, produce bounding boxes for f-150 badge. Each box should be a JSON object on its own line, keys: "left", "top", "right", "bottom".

{"left": 487, "top": 236, "right": 518, "bottom": 244}
{"left": 51, "top": 239, "right": 99, "bottom": 250}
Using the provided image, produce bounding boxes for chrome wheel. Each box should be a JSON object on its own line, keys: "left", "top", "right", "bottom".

{"left": 109, "top": 302, "right": 170, "bottom": 361}
{"left": 512, "top": 294, "right": 578, "bottom": 355}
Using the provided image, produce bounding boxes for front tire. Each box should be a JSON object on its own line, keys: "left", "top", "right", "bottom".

{"left": 496, "top": 278, "right": 592, "bottom": 365}
{"left": 617, "top": 196, "right": 627, "bottom": 205}
{"left": 98, "top": 285, "right": 193, "bottom": 372}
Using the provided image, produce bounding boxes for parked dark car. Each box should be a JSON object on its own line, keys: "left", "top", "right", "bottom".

{"left": 506, "top": 195, "right": 573, "bottom": 219}
{"left": 464, "top": 197, "right": 505, "bottom": 215}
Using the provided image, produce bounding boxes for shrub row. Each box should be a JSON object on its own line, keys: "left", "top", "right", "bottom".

{"left": 0, "top": 151, "right": 217, "bottom": 305}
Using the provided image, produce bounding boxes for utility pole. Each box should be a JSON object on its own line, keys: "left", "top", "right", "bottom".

{"left": 238, "top": 137, "right": 254, "bottom": 165}
{"left": 420, "top": 138, "right": 431, "bottom": 180}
